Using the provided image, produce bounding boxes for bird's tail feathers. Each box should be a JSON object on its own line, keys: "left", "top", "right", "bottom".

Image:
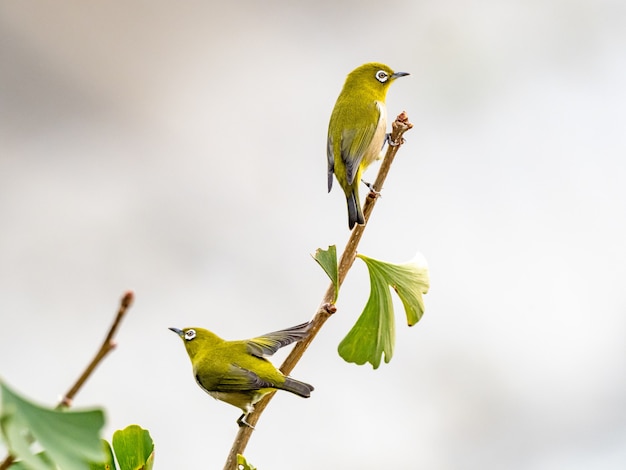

{"left": 347, "top": 192, "right": 365, "bottom": 230}
{"left": 280, "top": 377, "right": 314, "bottom": 398}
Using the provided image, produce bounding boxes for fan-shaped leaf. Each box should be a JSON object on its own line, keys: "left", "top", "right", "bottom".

{"left": 312, "top": 245, "right": 339, "bottom": 301}
{"left": 0, "top": 381, "right": 106, "bottom": 470}
{"left": 338, "top": 253, "right": 429, "bottom": 368}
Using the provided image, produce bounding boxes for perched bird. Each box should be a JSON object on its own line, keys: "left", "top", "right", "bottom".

{"left": 327, "top": 62, "right": 409, "bottom": 229}
{"left": 169, "top": 321, "right": 314, "bottom": 427}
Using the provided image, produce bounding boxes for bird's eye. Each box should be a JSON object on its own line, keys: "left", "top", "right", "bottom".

{"left": 185, "top": 329, "right": 196, "bottom": 341}
{"left": 375, "top": 70, "right": 389, "bottom": 83}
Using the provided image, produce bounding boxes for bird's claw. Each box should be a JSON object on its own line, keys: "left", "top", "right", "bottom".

{"left": 237, "top": 413, "right": 255, "bottom": 429}
{"left": 385, "top": 133, "right": 405, "bottom": 147}
{"left": 361, "top": 179, "right": 381, "bottom": 198}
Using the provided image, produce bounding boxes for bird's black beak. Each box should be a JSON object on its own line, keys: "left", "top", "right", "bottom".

{"left": 169, "top": 327, "right": 184, "bottom": 338}
{"left": 391, "top": 71, "right": 410, "bottom": 79}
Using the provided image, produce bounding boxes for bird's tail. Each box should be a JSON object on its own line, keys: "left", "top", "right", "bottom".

{"left": 346, "top": 192, "right": 365, "bottom": 230}
{"left": 280, "top": 377, "right": 314, "bottom": 398}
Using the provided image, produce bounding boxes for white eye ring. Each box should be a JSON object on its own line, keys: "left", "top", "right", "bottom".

{"left": 375, "top": 70, "right": 389, "bottom": 83}
{"left": 185, "top": 329, "right": 196, "bottom": 341}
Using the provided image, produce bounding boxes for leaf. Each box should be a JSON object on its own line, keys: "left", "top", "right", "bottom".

{"left": 236, "top": 454, "right": 257, "bottom": 470}
{"left": 312, "top": 245, "right": 339, "bottom": 301}
{"left": 0, "top": 381, "right": 106, "bottom": 470}
{"left": 8, "top": 452, "right": 55, "bottom": 470}
{"left": 111, "top": 425, "right": 154, "bottom": 470}
{"left": 338, "top": 253, "right": 430, "bottom": 369}
{"left": 367, "top": 253, "right": 430, "bottom": 327}
{"left": 337, "top": 258, "right": 396, "bottom": 369}
{"left": 89, "top": 440, "right": 117, "bottom": 470}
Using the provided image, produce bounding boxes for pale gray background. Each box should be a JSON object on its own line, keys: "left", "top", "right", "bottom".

{"left": 1, "top": 1, "right": 625, "bottom": 469}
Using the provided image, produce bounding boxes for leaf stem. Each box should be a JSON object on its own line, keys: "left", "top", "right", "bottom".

{"left": 222, "top": 112, "right": 413, "bottom": 470}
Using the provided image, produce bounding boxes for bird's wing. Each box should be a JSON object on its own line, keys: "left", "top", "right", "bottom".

{"left": 196, "top": 365, "right": 273, "bottom": 392}
{"left": 341, "top": 101, "right": 383, "bottom": 185}
{"left": 327, "top": 135, "right": 335, "bottom": 192}
{"left": 245, "top": 321, "right": 312, "bottom": 357}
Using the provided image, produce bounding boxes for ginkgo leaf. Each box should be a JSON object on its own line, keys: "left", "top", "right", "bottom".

{"left": 0, "top": 381, "right": 106, "bottom": 470}
{"left": 237, "top": 454, "right": 257, "bottom": 470}
{"left": 111, "top": 425, "right": 154, "bottom": 470}
{"left": 338, "top": 253, "right": 430, "bottom": 369}
{"left": 88, "top": 440, "right": 117, "bottom": 470}
{"left": 7, "top": 451, "right": 55, "bottom": 470}
{"left": 363, "top": 252, "right": 430, "bottom": 326}
{"left": 312, "top": 245, "right": 339, "bottom": 301}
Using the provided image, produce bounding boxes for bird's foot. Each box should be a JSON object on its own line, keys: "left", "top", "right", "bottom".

{"left": 385, "top": 132, "right": 405, "bottom": 147}
{"left": 237, "top": 413, "right": 255, "bottom": 429}
{"left": 362, "top": 179, "right": 381, "bottom": 199}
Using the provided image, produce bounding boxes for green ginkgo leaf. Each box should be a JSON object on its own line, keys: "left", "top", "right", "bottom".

{"left": 237, "top": 454, "right": 257, "bottom": 470}
{"left": 0, "top": 381, "right": 106, "bottom": 470}
{"left": 312, "top": 245, "right": 339, "bottom": 301}
{"left": 89, "top": 440, "right": 117, "bottom": 470}
{"left": 111, "top": 425, "right": 154, "bottom": 470}
{"left": 338, "top": 253, "right": 430, "bottom": 369}
{"left": 7, "top": 451, "right": 55, "bottom": 470}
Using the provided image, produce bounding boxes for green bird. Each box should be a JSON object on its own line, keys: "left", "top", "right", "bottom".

{"left": 169, "top": 321, "right": 314, "bottom": 427}
{"left": 327, "top": 62, "right": 409, "bottom": 229}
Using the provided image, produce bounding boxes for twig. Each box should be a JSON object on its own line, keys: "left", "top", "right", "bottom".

{"left": 58, "top": 291, "right": 134, "bottom": 408}
{"left": 223, "top": 112, "right": 413, "bottom": 470}
{"left": 0, "top": 291, "right": 135, "bottom": 469}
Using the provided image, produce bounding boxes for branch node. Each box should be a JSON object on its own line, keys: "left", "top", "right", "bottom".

{"left": 60, "top": 397, "right": 73, "bottom": 408}
{"left": 323, "top": 303, "right": 337, "bottom": 315}
{"left": 396, "top": 110, "right": 413, "bottom": 127}
{"left": 367, "top": 190, "right": 380, "bottom": 200}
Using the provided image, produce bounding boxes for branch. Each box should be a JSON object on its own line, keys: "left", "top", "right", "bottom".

{"left": 58, "top": 291, "right": 134, "bottom": 408}
{"left": 223, "top": 112, "right": 413, "bottom": 470}
{"left": 0, "top": 291, "right": 135, "bottom": 470}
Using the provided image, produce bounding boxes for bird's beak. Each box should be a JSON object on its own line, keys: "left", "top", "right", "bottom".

{"left": 169, "top": 327, "right": 184, "bottom": 338}
{"left": 391, "top": 71, "right": 410, "bottom": 79}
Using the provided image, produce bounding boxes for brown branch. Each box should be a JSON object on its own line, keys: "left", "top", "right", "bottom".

{"left": 222, "top": 112, "right": 413, "bottom": 470}
{"left": 0, "top": 448, "right": 14, "bottom": 469}
{"left": 0, "top": 291, "right": 135, "bottom": 470}
{"left": 58, "top": 291, "right": 134, "bottom": 408}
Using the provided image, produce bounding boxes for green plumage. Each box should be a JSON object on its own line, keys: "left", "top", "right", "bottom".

{"left": 327, "top": 62, "right": 409, "bottom": 229}
{"left": 169, "top": 322, "right": 313, "bottom": 427}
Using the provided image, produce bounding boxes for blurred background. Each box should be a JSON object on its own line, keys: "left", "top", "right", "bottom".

{"left": 1, "top": 0, "right": 625, "bottom": 468}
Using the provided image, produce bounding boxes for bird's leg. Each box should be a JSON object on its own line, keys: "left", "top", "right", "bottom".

{"left": 237, "top": 413, "right": 255, "bottom": 429}
{"left": 385, "top": 132, "right": 405, "bottom": 147}
{"left": 361, "top": 179, "right": 381, "bottom": 199}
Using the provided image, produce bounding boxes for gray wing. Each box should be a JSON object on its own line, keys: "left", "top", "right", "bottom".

{"left": 327, "top": 135, "right": 335, "bottom": 192}
{"left": 245, "top": 321, "right": 312, "bottom": 357}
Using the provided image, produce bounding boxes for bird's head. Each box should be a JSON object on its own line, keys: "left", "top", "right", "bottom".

{"left": 344, "top": 62, "right": 409, "bottom": 97}
{"left": 169, "top": 326, "right": 222, "bottom": 359}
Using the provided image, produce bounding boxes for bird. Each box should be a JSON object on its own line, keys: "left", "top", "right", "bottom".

{"left": 169, "top": 321, "right": 314, "bottom": 427}
{"left": 327, "top": 62, "right": 409, "bottom": 229}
